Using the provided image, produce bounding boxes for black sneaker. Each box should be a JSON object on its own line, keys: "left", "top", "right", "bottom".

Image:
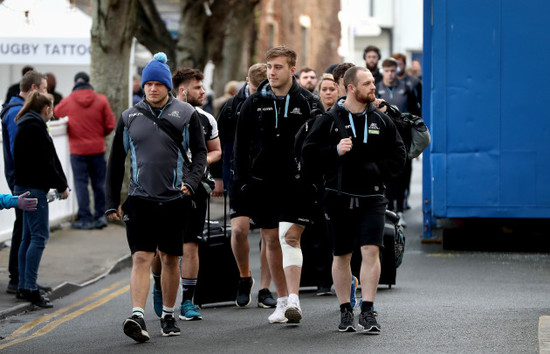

{"left": 338, "top": 308, "right": 356, "bottom": 332}
{"left": 358, "top": 309, "right": 380, "bottom": 334}
{"left": 160, "top": 315, "right": 180, "bottom": 336}
{"left": 257, "top": 288, "right": 277, "bottom": 308}
{"left": 236, "top": 277, "right": 254, "bottom": 307}
{"left": 6, "top": 282, "right": 17, "bottom": 294}
{"left": 123, "top": 315, "right": 150, "bottom": 343}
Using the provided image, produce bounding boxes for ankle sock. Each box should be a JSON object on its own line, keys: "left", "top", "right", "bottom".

{"left": 340, "top": 302, "right": 353, "bottom": 313}
{"left": 161, "top": 305, "right": 174, "bottom": 319}
{"left": 361, "top": 301, "right": 374, "bottom": 313}
{"left": 132, "top": 307, "right": 145, "bottom": 318}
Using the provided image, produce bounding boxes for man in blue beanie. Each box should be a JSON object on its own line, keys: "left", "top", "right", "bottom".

{"left": 105, "top": 53, "right": 207, "bottom": 342}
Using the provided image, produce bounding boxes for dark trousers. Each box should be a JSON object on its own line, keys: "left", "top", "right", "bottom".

{"left": 8, "top": 207, "right": 22, "bottom": 285}
{"left": 70, "top": 153, "right": 106, "bottom": 222}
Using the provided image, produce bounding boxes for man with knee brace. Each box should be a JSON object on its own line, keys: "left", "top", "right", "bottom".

{"left": 233, "top": 46, "right": 323, "bottom": 324}
{"left": 302, "top": 66, "right": 406, "bottom": 334}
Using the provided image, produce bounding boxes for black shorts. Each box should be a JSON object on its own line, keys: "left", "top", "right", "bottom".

{"left": 245, "top": 179, "right": 314, "bottom": 229}
{"left": 185, "top": 194, "right": 207, "bottom": 243}
{"left": 122, "top": 196, "right": 191, "bottom": 256}
{"left": 324, "top": 193, "right": 387, "bottom": 256}
{"left": 228, "top": 180, "right": 253, "bottom": 219}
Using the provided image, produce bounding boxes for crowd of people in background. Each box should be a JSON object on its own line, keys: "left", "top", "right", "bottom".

{"left": 1, "top": 43, "right": 421, "bottom": 342}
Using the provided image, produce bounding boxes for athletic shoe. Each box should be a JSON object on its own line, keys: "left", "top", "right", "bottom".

{"left": 284, "top": 296, "right": 302, "bottom": 324}
{"left": 257, "top": 288, "right": 277, "bottom": 308}
{"left": 236, "top": 277, "right": 254, "bottom": 307}
{"left": 93, "top": 216, "right": 108, "bottom": 229}
{"left": 152, "top": 286, "right": 163, "bottom": 317}
{"left": 71, "top": 220, "right": 95, "bottom": 230}
{"left": 338, "top": 308, "right": 356, "bottom": 332}
{"left": 160, "top": 314, "right": 180, "bottom": 336}
{"left": 357, "top": 299, "right": 378, "bottom": 316}
{"left": 358, "top": 309, "right": 381, "bottom": 334}
{"left": 268, "top": 298, "right": 288, "bottom": 324}
{"left": 179, "top": 299, "right": 202, "bottom": 320}
{"left": 350, "top": 276, "right": 358, "bottom": 308}
{"left": 316, "top": 286, "right": 332, "bottom": 296}
{"left": 123, "top": 315, "right": 150, "bottom": 343}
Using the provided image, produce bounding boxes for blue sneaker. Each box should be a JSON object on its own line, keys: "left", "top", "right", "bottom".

{"left": 350, "top": 276, "right": 358, "bottom": 308}
{"left": 179, "top": 300, "right": 202, "bottom": 321}
{"left": 152, "top": 287, "right": 162, "bottom": 317}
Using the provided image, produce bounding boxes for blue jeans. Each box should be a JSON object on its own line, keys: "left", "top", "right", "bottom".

{"left": 15, "top": 187, "right": 49, "bottom": 291}
{"left": 70, "top": 153, "right": 106, "bottom": 222}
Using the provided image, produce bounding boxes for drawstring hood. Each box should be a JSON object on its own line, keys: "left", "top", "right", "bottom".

{"left": 260, "top": 81, "right": 290, "bottom": 129}
{"left": 337, "top": 99, "right": 369, "bottom": 144}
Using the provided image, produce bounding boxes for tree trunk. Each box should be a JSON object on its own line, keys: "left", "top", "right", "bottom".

{"left": 211, "top": 0, "right": 258, "bottom": 97}
{"left": 91, "top": 0, "right": 137, "bottom": 199}
{"left": 91, "top": 0, "right": 137, "bottom": 119}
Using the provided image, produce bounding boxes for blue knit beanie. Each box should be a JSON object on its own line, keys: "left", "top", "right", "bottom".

{"left": 141, "top": 52, "right": 172, "bottom": 90}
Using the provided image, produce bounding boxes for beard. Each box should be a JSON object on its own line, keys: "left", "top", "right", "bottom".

{"left": 355, "top": 90, "right": 376, "bottom": 104}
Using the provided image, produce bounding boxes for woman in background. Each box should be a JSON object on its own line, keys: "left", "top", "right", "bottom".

{"left": 13, "top": 91, "right": 70, "bottom": 308}
{"left": 317, "top": 73, "right": 339, "bottom": 110}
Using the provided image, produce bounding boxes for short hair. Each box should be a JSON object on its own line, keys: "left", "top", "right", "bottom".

{"left": 247, "top": 63, "right": 267, "bottom": 87}
{"left": 20, "top": 71, "right": 46, "bottom": 93}
{"left": 15, "top": 91, "right": 53, "bottom": 121}
{"left": 172, "top": 68, "right": 204, "bottom": 90}
{"left": 266, "top": 45, "right": 297, "bottom": 68}
{"left": 22, "top": 65, "right": 34, "bottom": 76}
{"left": 223, "top": 81, "right": 240, "bottom": 95}
{"left": 391, "top": 53, "right": 407, "bottom": 66}
{"left": 343, "top": 66, "right": 368, "bottom": 89}
{"left": 332, "top": 62, "right": 355, "bottom": 82}
{"left": 317, "top": 73, "right": 336, "bottom": 92}
{"left": 363, "top": 45, "right": 381, "bottom": 61}
{"left": 382, "top": 58, "right": 399, "bottom": 68}
{"left": 325, "top": 63, "right": 339, "bottom": 74}
{"left": 298, "top": 67, "right": 316, "bottom": 77}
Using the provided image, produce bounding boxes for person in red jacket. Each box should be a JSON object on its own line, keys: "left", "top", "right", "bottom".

{"left": 54, "top": 72, "right": 116, "bottom": 230}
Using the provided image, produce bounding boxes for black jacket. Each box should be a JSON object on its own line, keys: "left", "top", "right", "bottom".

{"left": 302, "top": 99, "right": 406, "bottom": 197}
{"left": 14, "top": 111, "right": 68, "bottom": 192}
{"left": 233, "top": 78, "right": 323, "bottom": 185}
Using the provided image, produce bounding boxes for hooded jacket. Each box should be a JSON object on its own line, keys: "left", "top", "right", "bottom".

{"left": 302, "top": 98, "right": 406, "bottom": 197}
{"left": 1, "top": 95, "right": 24, "bottom": 190}
{"left": 105, "top": 96, "right": 207, "bottom": 210}
{"left": 13, "top": 110, "right": 68, "bottom": 192}
{"left": 233, "top": 78, "right": 323, "bottom": 185}
{"left": 54, "top": 83, "right": 116, "bottom": 155}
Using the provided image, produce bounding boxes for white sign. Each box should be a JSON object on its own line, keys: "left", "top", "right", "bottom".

{"left": 0, "top": 37, "right": 90, "bottom": 65}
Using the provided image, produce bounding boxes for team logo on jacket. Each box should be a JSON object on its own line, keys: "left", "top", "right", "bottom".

{"left": 129, "top": 112, "right": 143, "bottom": 118}
{"left": 368, "top": 122, "right": 380, "bottom": 135}
{"left": 168, "top": 111, "right": 180, "bottom": 118}
{"left": 290, "top": 107, "right": 302, "bottom": 115}
{"left": 259, "top": 107, "right": 273, "bottom": 112}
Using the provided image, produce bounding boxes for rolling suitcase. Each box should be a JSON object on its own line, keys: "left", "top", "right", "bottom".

{"left": 350, "top": 210, "right": 405, "bottom": 288}
{"left": 194, "top": 193, "right": 240, "bottom": 307}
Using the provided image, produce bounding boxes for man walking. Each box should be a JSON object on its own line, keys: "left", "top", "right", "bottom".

{"left": 55, "top": 72, "right": 116, "bottom": 230}
{"left": 234, "top": 46, "right": 323, "bottom": 324}
{"left": 302, "top": 66, "right": 406, "bottom": 334}
{"left": 105, "top": 53, "right": 207, "bottom": 342}
{"left": 217, "top": 63, "right": 277, "bottom": 309}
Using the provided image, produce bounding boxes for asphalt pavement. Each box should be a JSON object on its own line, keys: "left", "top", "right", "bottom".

{"left": 0, "top": 159, "right": 548, "bottom": 352}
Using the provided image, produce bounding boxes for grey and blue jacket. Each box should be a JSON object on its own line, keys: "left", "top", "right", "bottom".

{"left": 105, "top": 96, "right": 207, "bottom": 210}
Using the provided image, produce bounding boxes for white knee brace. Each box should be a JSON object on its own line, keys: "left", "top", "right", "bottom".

{"left": 279, "top": 222, "right": 303, "bottom": 268}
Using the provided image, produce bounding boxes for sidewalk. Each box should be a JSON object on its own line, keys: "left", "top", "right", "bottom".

{"left": 0, "top": 196, "right": 227, "bottom": 318}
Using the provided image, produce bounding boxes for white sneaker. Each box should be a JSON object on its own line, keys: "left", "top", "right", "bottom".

{"left": 284, "top": 296, "right": 302, "bottom": 324}
{"left": 268, "top": 298, "right": 288, "bottom": 324}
